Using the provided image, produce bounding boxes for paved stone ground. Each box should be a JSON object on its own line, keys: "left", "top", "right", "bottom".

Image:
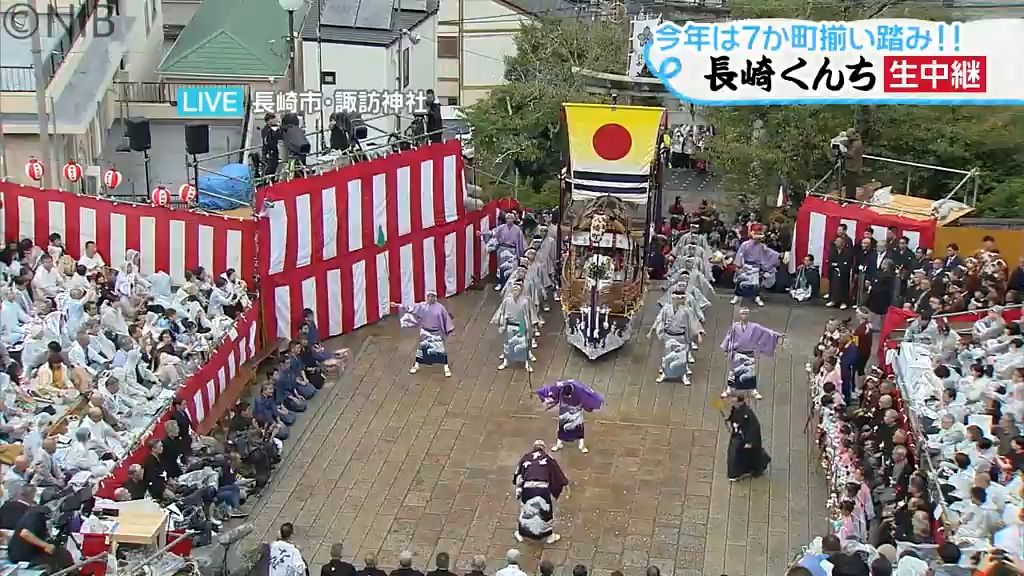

{"left": 242, "top": 285, "right": 830, "bottom": 576}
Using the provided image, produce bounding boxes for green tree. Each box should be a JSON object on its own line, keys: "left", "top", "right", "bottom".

{"left": 704, "top": 1, "right": 1024, "bottom": 216}
{"left": 466, "top": 17, "right": 627, "bottom": 208}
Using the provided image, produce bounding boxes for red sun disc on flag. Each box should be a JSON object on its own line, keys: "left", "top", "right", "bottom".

{"left": 592, "top": 123, "right": 632, "bottom": 161}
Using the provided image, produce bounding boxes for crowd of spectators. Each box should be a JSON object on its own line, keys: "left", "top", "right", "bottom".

{"left": 788, "top": 228, "right": 1024, "bottom": 315}
{"left": 0, "top": 231, "right": 349, "bottom": 570}
{"left": 799, "top": 252, "right": 1024, "bottom": 574}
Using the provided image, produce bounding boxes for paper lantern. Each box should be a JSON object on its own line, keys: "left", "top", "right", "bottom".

{"left": 62, "top": 161, "right": 84, "bottom": 183}
{"left": 178, "top": 183, "right": 197, "bottom": 204}
{"left": 151, "top": 186, "right": 171, "bottom": 207}
{"left": 103, "top": 168, "right": 122, "bottom": 190}
{"left": 24, "top": 158, "right": 44, "bottom": 182}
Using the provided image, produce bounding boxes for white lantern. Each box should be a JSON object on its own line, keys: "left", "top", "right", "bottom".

{"left": 151, "top": 186, "right": 171, "bottom": 207}
{"left": 103, "top": 168, "right": 123, "bottom": 190}
{"left": 24, "top": 158, "right": 44, "bottom": 182}
{"left": 62, "top": 161, "right": 84, "bottom": 183}
{"left": 178, "top": 183, "right": 197, "bottom": 204}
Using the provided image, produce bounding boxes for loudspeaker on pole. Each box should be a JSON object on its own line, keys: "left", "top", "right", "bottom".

{"left": 126, "top": 117, "right": 152, "bottom": 152}
{"left": 185, "top": 124, "right": 211, "bottom": 156}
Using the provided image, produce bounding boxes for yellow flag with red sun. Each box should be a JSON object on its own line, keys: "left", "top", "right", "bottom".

{"left": 563, "top": 102, "right": 665, "bottom": 204}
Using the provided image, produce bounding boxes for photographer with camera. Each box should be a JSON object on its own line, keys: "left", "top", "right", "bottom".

{"left": 7, "top": 489, "right": 74, "bottom": 571}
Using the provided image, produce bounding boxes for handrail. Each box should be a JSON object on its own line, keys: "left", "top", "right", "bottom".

{"left": 886, "top": 303, "right": 1024, "bottom": 335}
{"left": 114, "top": 81, "right": 253, "bottom": 104}
{"left": 1, "top": 1, "right": 99, "bottom": 92}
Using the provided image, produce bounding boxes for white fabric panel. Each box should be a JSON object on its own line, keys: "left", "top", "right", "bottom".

{"left": 78, "top": 208, "right": 96, "bottom": 256}
{"left": 48, "top": 201, "right": 65, "bottom": 241}
{"left": 423, "top": 237, "right": 437, "bottom": 297}
{"left": 139, "top": 216, "right": 156, "bottom": 275}
{"left": 228, "top": 352, "right": 237, "bottom": 380}
{"left": 301, "top": 275, "right": 317, "bottom": 316}
{"left": 840, "top": 218, "right": 858, "bottom": 242}
{"left": 274, "top": 284, "right": 292, "bottom": 338}
{"left": 206, "top": 379, "right": 217, "bottom": 410}
{"left": 464, "top": 222, "right": 475, "bottom": 287}
{"left": 347, "top": 179, "right": 363, "bottom": 252}
{"left": 192, "top": 390, "right": 205, "bottom": 424}
{"left": 17, "top": 197, "right": 34, "bottom": 242}
{"left": 400, "top": 243, "right": 414, "bottom": 305}
{"left": 267, "top": 199, "right": 288, "bottom": 274}
{"left": 788, "top": 226, "right": 797, "bottom": 274}
{"left": 397, "top": 166, "right": 411, "bottom": 236}
{"left": 376, "top": 252, "right": 390, "bottom": 319}
{"left": 420, "top": 159, "right": 435, "bottom": 230}
{"left": 295, "top": 193, "right": 312, "bottom": 268}
{"left": 872, "top": 225, "right": 888, "bottom": 243}
{"left": 217, "top": 367, "right": 227, "bottom": 393}
{"left": 808, "top": 212, "right": 827, "bottom": 266}
{"left": 904, "top": 230, "right": 921, "bottom": 250}
{"left": 372, "top": 173, "right": 387, "bottom": 245}
{"left": 226, "top": 230, "right": 243, "bottom": 274}
{"left": 444, "top": 232, "right": 457, "bottom": 296}
{"left": 198, "top": 225, "right": 215, "bottom": 274}
{"left": 352, "top": 259, "right": 367, "bottom": 328}
{"left": 478, "top": 214, "right": 491, "bottom": 275}
{"left": 327, "top": 268, "right": 343, "bottom": 336}
{"left": 322, "top": 186, "right": 338, "bottom": 261}
{"left": 443, "top": 154, "right": 458, "bottom": 222}
{"left": 248, "top": 320, "right": 257, "bottom": 357}
{"left": 108, "top": 213, "right": 127, "bottom": 270}
{"left": 169, "top": 220, "right": 186, "bottom": 284}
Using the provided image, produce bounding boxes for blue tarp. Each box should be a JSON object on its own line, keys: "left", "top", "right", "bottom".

{"left": 197, "top": 163, "right": 254, "bottom": 210}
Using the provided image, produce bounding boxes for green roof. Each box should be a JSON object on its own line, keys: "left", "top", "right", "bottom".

{"left": 159, "top": 0, "right": 291, "bottom": 77}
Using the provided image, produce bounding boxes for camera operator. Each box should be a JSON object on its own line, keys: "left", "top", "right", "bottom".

{"left": 7, "top": 489, "right": 74, "bottom": 570}
{"left": 261, "top": 113, "right": 282, "bottom": 179}
{"left": 424, "top": 90, "right": 442, "bottom": 144}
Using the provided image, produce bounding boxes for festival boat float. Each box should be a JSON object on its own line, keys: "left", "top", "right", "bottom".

{"left": 557, "top": 102, "right": 666, "bottom": 359}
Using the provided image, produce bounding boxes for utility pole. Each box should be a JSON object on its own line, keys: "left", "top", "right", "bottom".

{"left": 457, "top": 0, "right": 464, "bottom": 105}
{"left": 395, "top": 0, "right": 403, "bottom": 133}
{"left": 0, "top": 91, "right": 7, "bottom": 180}
{"left": 31, "top": 9, "right": 54, "bottom": 187}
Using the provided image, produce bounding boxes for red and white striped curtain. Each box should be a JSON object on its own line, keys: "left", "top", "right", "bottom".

{"left": 0, "top": 183, "right": 257, "bottom": 284}
{"left": 793, "top": 195, "right": 937, "bottom": 269}
{"left": 255, "top": 141, "right": 499, "bottom": 340}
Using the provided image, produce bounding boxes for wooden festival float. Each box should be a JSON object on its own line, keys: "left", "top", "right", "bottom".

{"left": 557, "top": 102, "right": 665, "bottom": 359}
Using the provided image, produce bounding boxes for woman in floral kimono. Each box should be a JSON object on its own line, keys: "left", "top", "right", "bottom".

{"left": 491, "top": 282, "right": 536, "bottom": 372}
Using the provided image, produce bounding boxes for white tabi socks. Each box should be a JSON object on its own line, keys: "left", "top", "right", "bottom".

{"left": 410, "top": 362, "right": 420, "bottom": 374}
{"left": 444, "top": 365, "right": 452, "bottom": 378}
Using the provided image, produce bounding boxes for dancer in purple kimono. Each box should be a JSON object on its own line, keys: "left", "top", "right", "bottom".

{"left": 391, "top": 290, "right": 455, "bottom": 377}
{"left": 730, "top": 223, "right": 780, "bottom": 308}
{"left": 719, "top": 307, "right": 783, "bottom": 400}
{"left": 538, "top": 380, "right": 604, "bottom": 454}
{"left": 481, "top": 213, "right": 527, "bottom": 291}
{"left": 513, "top": 440, "right": 569, "bottom": 544}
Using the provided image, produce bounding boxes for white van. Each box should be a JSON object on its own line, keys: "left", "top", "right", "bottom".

{"left": 441, "top": 105, "right": 473, "bottom": 159}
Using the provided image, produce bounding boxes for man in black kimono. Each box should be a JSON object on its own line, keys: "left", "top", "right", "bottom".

{"left": 827, "top": 235, "right": 854, "bottom": 310}
{"left": 726, "top": 396, "right": 770, "bottom": 481}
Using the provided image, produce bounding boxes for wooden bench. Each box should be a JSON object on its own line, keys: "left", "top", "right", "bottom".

{"left": 197, "top": 338, "right": 286, "bottom": 435}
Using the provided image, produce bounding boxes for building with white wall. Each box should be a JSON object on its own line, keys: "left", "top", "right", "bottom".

{"left": 300, "top": 0, "right": 438, "bottom": 140}
{"left": 0, "top": 0, "right": 164, "bottom": 185}
{"left": 435, "top": 0, "right": 575, "bottom": 107}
